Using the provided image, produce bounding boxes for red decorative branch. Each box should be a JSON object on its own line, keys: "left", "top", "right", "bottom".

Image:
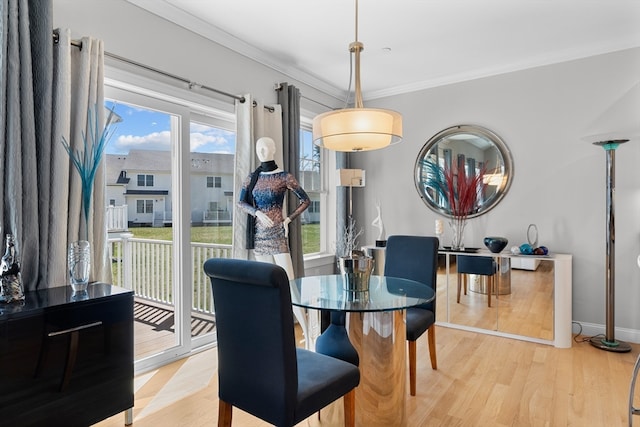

{"left": 442, "top": 162, "right": 487, "bottom": 221}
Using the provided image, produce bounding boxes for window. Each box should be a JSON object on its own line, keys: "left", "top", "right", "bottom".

{"left": 109, "top": 199, "right": 116, "bottom": 206}
{"left": 136, "top": 200, "right": 153, "bottom": 213}
{"left": 103, "top": 74, "right": 337, "bottom": 373}
{"left": 308, "top": 200, "right": 320, "bottom": 213}
{"left": 206, "top": 176, "right": 222, "bottom": 188}
{"left": 137, "top": 174, "right": 154, "bottom": 187}
{"left": 299, "top": 129, "right": 322, "bottom": 254}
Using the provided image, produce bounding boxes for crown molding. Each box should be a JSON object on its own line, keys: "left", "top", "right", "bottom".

{"left": 126, "top": 1, "right": 639, "bottom": 103}
{"left": 125, "top": 0, "right": 345, "bottom": 102}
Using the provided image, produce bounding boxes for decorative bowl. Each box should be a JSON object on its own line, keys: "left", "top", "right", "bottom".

{"left": 483, "top": 236, "right": 508, "bottom": 253}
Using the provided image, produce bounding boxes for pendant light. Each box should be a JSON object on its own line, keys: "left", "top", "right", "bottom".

{"left": 312, "top": 0, "right": 403, "bottom": 152}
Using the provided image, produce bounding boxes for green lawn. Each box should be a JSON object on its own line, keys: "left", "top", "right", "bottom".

{"left": 129, "top": 224, "right": 321, "bottom": 254}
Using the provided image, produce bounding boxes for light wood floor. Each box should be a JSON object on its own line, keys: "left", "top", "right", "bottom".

{"left": 94, "top": 325, "right": 640, "bottom": 427}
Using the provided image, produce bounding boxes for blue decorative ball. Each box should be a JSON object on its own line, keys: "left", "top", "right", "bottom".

{"left": 484, "top": 236, "right": 508, "bottom": 253}
{"left": 519, "top": 243, "right": 534, "bottom": 255}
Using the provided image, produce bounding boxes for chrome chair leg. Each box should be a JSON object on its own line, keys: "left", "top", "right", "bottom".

{"left": 630, "top": 353, "right": 640, "bottom": 427}
{"left": 125, "top": 408, "right": 133, "bottom": 425}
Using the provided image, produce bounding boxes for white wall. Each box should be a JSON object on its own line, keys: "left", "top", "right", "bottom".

{"left": 53, "top": 1, "right": 640, "bottom": 340}
{"left": 353, "top": 48, "right": 640, "bottom": 339}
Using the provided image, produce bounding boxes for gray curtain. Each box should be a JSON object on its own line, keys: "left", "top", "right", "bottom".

{"left": 277, "top": 82, "right": 305, "bottom": 278}
{"left": 0, "top": 0, "right": 53, "bottom": 291}
{"left": 1, "top": 1, "right": 110, "bottom": 290}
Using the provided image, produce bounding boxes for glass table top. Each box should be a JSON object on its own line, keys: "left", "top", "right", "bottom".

{"left": 290, "top": 275, "right": 435, "bottom": 312}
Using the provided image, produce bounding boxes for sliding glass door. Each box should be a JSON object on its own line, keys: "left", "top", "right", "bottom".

{"left": 103, "top": 85, "right": 235, "bottom": 371}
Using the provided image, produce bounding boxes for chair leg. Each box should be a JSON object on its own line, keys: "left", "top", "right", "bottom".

{"left": 456, "top": 272, "right": 461, "bottom": 303}
{"left": 427, "top": 325, "right": 437, "bottom": 370}
{"left": 487, "top": 276, "right": 492, "bottom": 307}
{"left": 408, "top": 340, "right": 417, "bottom": 396}
{"left": 343, "top": 389, "right": 356, "bottom": 427}
{"left": 218, "top": 399, "right": 233, "bottom": 427}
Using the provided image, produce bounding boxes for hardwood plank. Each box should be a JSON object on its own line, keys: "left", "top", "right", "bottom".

{"left": 94, "top": 326, "right": 640, "bottom": 427}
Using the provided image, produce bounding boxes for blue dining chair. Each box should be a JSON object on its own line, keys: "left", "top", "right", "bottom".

{"left": 456, "top": 255, "right": 498, "bottom": 307}
{"left": 204, "top": 258, "right": 360, "bottom": 427}
{"left": 384, "top": 235, "right": 439, "bottom": 396}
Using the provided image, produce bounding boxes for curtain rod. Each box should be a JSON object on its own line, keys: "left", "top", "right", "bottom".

{"left": 52, "top": 31, "right": 280, "bottom": 112}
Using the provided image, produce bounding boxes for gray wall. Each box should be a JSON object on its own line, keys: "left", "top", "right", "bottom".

{"left": 54, "top": 0, "right": 640, "bottom": 341}
{"left": 354, "top": 48, "right": 640, "bottom": 339}
{"left": 52, "top": 0, "right": 338, "bottom": 114}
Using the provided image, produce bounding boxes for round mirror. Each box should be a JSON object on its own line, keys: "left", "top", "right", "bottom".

{"left": 414, "top": 124, "right": 513, "bottom": 219}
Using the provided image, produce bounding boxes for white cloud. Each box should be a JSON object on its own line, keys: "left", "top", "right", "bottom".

{"left": 190, "top": 132, "right": 231, "bottom": 151}
{"left": 115, "top": 131, "right": 171, "bottom": 152}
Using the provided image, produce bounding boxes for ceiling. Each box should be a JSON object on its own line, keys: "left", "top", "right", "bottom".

{"left": 127, "top": 0, "right": 640, "bottom": 102}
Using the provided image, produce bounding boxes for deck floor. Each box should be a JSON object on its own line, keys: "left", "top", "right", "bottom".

{"left": 133, "top": 300, "right": 216, "bottom": 360}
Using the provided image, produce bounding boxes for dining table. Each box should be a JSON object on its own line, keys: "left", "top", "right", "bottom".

{"left": 290, "top": 274, "right": 435, "bottom": 427}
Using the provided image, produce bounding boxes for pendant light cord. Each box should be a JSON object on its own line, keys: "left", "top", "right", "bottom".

{"left": 354, "top": 0, "right": 359, "bottom": 43}
{"left": 343, "top": 0, "right": 364, "bottom": 109}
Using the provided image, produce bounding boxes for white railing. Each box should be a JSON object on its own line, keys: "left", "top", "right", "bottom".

{"left": 202, "top": 210, "right": 232, "bottom": 224}
{"left": 108, "top": 234, "right": 232, "bottom": 315}
{"left": 106, "top": 205, "right": 128, "bottom": 231}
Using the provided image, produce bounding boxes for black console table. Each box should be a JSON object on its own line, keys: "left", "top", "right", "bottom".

{"left": 0, "top": 283, "right": 134, "bottom": 426}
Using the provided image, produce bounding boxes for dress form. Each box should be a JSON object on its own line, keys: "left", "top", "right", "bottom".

{"left": 242, "top": 136, "right": 314, "bottom": 348}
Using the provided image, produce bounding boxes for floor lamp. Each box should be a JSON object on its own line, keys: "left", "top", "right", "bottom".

{"left": 583, "top": 82, "right": 639, "bottom": 353}
{"left": 590, "top": 139, "right": 632, "bottom": 353}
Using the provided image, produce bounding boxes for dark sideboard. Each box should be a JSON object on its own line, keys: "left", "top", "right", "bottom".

{"left": 0, "top": 283, "right": 134, "bottom": 426}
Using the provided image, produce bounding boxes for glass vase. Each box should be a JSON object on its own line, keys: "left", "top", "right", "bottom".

{"left": 449, "top": 218, "right": 467, "bottom": 251}
{"left": 68, "top": 240, "right": 91, "bottom": 293}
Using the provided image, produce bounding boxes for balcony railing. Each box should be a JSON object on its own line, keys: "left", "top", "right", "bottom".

{"left": 108, "top": 234, "right": 232, "bottom": 315}
{"left": 106, "top": 205, "right": 128, "bottom": 232}
{"left": 202, "top": 210, "right": 232, "bottom": 225}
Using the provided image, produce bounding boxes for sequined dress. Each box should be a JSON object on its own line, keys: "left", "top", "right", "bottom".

{"left": 238, "top": 171, "right": 310, "bottom": 255}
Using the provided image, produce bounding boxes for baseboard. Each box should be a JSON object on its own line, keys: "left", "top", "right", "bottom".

{"left": 573, "top": 321, "right": 640, "bottom": 344}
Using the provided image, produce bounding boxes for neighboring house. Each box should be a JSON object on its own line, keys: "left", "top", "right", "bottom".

{"left": 299, "top": 169, "right": 320, "bottom": 224}
{"left": 106, "top": 150, "right": 235, "bottom": 227}
{"left": 106, "top": 149, "right": 322, "bottom": 229}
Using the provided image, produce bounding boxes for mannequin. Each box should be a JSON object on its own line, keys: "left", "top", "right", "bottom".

{"left": 238, "top": 137, "right": 312, "bottom": 345}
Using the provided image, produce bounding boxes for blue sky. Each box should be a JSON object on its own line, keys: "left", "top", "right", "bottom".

{"left": 105, "top": 100, "right": 236, "bottom": 155}
{"left": 104, "top": 100, "right": 318, "bottom": 170}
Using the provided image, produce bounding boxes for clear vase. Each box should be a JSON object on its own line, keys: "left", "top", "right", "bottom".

{"left": 449, "top": 218, "right": 467, "bottom": 250}
{"left": 68, "top": 240, "right": 91, "bottom": 293}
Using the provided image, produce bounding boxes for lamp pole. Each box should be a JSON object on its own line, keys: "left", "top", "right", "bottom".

{"left": 590, "top": 139, "right": 631, "bottom": 352}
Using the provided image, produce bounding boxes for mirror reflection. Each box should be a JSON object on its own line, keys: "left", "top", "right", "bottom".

{"left": 414, "top": 125, "right": 514, "bottom": 218}
{"left": 436, "top": 254, "right": 554, "bottom": 341}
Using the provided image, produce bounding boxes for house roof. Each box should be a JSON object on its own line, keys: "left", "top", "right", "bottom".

{"left": 106, "top": 150, "right": 235, "bottom": 183}
{"left": 106, "top": 154, "right": 128, "bottom": 185}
